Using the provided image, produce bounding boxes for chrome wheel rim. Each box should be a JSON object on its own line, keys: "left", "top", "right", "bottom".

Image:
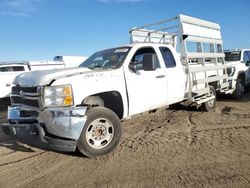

{"left": 207, "top": 98, "right": 215, "bottom": 107}
{"left": 86, "top": 118, "right": 114, "bottom": 149}
{"left": 207, "top": 88, "right": 215, "bottom": 107}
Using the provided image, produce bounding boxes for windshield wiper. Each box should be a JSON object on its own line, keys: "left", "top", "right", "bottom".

{"left": 88, "top": 65, "right": 104, "bottom": 70}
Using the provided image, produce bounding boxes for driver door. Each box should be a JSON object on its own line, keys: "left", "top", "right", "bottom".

{"left": 124, "top": 47, "right": 167, "bottom": 116}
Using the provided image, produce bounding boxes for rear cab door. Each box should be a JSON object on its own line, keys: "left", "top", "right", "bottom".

{"left": 158, "top": 45, "right": 186, "bottom": 104}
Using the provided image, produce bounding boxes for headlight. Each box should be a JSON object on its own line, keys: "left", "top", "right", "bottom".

{"left": 226, "top": 67, "right": 236, "bottom": 77}
{"left": 44, "top": 85, "right": 73, "bottom": 107}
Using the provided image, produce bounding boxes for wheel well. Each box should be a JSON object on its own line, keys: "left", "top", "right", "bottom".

{"left": 209, "top": 81, "right": 218, "bottom": 90}
{"left": 207, "top": 75, "right": 218, "bottom": 90}
{"left": 237, "top": 72, "right": 245, "bottom": 84}
{"left": 82, "top": 91, "right": 124, "bottom": 119}
{"left": 207, "top": 75, "right": 219, "bottom": 90}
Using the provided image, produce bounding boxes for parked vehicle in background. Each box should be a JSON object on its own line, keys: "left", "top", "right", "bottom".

{"left": 0, "top": 60, "right": 65, "bottom": 100}
{"left": 54, "top": 56, "right": 88, "bottom": 68}
{"left": 224, "top": 49, "right": 250, "bottom": 99}
{"left": 2, "top": 15, "right": 232, "bottom": 157}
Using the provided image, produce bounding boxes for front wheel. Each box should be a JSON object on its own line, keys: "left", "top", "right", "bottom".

{"left": 232, "top": 79, "right": 245, "bottom": 100}
{"left": 201, "top": 85, "right": 216, "bottom": 112}
{"left": 77, "top": 107, "right": 121, "bottom": 157}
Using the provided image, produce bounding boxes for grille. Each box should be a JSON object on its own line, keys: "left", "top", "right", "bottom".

{"left": 11, "top": 86, "right": 42, "bottom": 109}
{"left": 12, "top": 86, "right": 39, "bottom": 94}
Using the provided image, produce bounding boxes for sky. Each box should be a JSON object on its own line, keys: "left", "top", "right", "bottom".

{"left": 0, "top": 0, "right": 249, "bottom": 61}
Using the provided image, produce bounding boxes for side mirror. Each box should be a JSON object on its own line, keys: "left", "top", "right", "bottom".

{"left": 245, "top": 61, "right": 250, "bottom": 66}
{"left": 128, "top": 62, "right": 136, "bottom": 73}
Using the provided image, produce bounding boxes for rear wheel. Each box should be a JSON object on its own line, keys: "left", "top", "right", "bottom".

{"left": 77, "top": 107, "right": 121, "bottom": 157}
{"left": 232, "top": 79, "right": 244, "bottom": 100}
{"left": 201, "top": 85, "right": 216, "bottom": 112}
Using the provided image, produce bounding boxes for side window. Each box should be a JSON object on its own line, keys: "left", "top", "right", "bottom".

{"left": 131, "top": 47, "right": 160, "bottom": 71}
{"left": 248, "top": 51, "right": 250, "bottom": 61}
{"left": 243, "top": 51, "right": 250, "bottom": 62}
{"left": 216, "top": 44, "right": 223, "bottom": 53}
{"left": 186, "top": 41, "right": 202, "bottom": 53}
{"left": 13, "top": 66, "right": 25, "bottom": 71}
{"left": 0, "top": 66, "right": 13, "bottom": 72}
{"left": 159, "top": 47, "right": 176, "bottom": 68}
{"left": 0, "top": 66, "right": 25, "bottom": 72}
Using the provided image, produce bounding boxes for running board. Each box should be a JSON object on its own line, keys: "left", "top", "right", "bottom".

{"left": 222, "top": 88, "right": 234, "bottom": 94}
{"left": 194, "top": 95, "right": 215, "bottom": 105}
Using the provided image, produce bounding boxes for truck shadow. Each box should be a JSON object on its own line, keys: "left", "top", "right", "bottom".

{"left": 0, "top": 126, "right": 84, "bottom": 157}
{"left": 0, "top": 105, "right": 41, "bottom": 154}
{"left": 0, "top": 122, "right": 37, "bottom": 153}
{"left": 168, "top": 104, "right": 200, "bottom": 112}
{"left": 218, "top": 86, "right": 250, "bottom": 103}
{"left": 0, "top": 138, "right": 36, "bottom": 153}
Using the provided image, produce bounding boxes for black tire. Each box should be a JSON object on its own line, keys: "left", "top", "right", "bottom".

{"left": 77, "top": 107, "right": 121, "bottom": 157}
{"left": 1, "top": 126, "right": 11, "bottom": 136}
{"left": 232, "top": 79, "right": 245, "bottom": 100}
{"left": 201, "top": 85, "right": 216, "bottom": 112}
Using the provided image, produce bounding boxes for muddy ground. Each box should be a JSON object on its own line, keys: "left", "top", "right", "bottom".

{"left": 0, "top": 90, "right": 250, "bottom": 188}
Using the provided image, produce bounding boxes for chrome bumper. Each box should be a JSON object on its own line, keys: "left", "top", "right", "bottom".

{"left": 3, "top": 105, "right": 87, "bottom": 152}
{"left": 226, "top": 78, "right": 237, "bottom": 94}
{"left": 229, "top": 79, "right": 235, "bottom": 88}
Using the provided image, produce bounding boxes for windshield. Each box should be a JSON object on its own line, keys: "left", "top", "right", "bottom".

{"left": 79, "top": 47, "right": 131, "bottom": 69}
{"left": 225, "top": 51, "right": 241, "bottom": 62}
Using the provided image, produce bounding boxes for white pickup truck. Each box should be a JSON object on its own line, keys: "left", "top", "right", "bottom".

{"left": 0, "top": 61, "right": 66, "bottom": 101}
{"left": 2, "top": 15, "right": 231, "bottom": 157}
{"left": 224, "top": 49, "right": 250, "bottom": 99}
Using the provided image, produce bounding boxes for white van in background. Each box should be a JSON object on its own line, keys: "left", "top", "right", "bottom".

{"left": 54, "top": 56, "right": 88, "bottom": 68}
{"left": 0, "top": 60, "right": 65, "bottom": 101}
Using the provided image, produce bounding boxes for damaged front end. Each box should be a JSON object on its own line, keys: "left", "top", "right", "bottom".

{"left": 1, "top": 85, "right": 87, "bottom": 152}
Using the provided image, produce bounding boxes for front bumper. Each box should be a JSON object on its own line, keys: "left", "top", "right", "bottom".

{"left": 227, "top": 78, "right": 237, "bottom": 94}
{"left": 1, "top": 105, "right": 87, "bottom": 152}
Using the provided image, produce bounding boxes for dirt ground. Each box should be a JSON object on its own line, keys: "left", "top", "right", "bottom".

{"left": 0, "top": 90, "right": 250, "bottom": 188}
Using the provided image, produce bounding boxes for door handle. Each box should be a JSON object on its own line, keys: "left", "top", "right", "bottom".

{"left": 156, "top": 75, "right": 165, "bottom": 79}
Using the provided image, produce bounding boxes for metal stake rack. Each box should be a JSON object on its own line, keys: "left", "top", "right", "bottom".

{"left": 130, "top": 14, "right": 232, "bottom": 104}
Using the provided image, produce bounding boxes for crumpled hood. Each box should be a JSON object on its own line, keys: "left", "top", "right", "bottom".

{"left": 14, "top": 67, "right": 92, "bottom": 86}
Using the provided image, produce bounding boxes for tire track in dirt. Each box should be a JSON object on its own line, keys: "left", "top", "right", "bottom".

{"left": 0, "top": 151, "right": 78, "bottom": 188}
{"left": 117, "top": 107, "right": 250, "bottom": 166}
{"left": 175, "top": 166, "right": 250, "bottom": 187}
{"left": 14, "top": 156, "right": 75, "bottom": 188}
{"left": 189, "top": 125, "right": 250, "bottom": 147}
{"left": 22, "top": 154, "right": 121, "bottom": 188}
{"left": 119, "top": 109, "right": 179, "bottom": 152}
{"left": 0, "top": 151, "right": 46, "bottom": 167}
